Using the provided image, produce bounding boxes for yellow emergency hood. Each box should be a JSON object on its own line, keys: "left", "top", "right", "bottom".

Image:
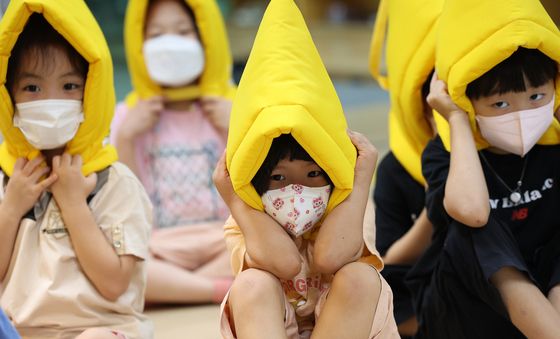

{"left": 370, "top": 0, "right": 443, "bottom": 185}
{"left": 434, "top": 0, "right": 560, "bottom": 150}
{"left": 124, "top": 0, "right": 235, "bottom": 103}
{"left": 226, "top": 0, "right": 357, "bottom": 213}
{"left": 0, "top": 0, "right": 118, "bottom": 176}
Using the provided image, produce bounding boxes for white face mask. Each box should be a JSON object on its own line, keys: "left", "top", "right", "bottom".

{"left": 476, "top": 96, "right": 555, "bottom": 156}
{"left": 14, "top": 99, "right": 84, "bottom": 150}
{"left": 143, "top": 34, "right": 205, "bottom": 87}
{"left": 262, "top": 184, "right": 331, "bottom": 238}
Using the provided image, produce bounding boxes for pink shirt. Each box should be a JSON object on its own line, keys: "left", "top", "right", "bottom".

{"left": 111, "top": 102, "right": 229, "bottom": 229}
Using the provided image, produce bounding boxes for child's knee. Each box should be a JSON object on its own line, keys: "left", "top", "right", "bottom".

{"left": 331, "top": 262, "right": 382, "bottom": 301}
{"left": 229, "top": 268, "right": 282, "bottom": 304}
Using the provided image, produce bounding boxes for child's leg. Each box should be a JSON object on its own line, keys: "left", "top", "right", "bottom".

{"left": 145, "top": 257, "right": 218, "bottom": 303}
{"left": 76, "top": 328, "right": 126, "bottom": 339}
{"left": 311, "top": 262, "right": 386, "bottom": 339}
{"left": 194, "top": 249, "right": 233, "bottom": 278}
{"left": 227, "top": 268, "right": 288, "bottom": 339}
{"left": 491, "top": 267, "right": 560, "bottom": 339}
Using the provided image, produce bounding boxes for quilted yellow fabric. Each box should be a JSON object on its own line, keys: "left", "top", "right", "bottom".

{"left": 370, "top": 0, "right": 443, "bottom": 185}
{"left": 226, "top": 0, "right": 357, "bottom": 213}
{"left": 124, "top": 0, "right": 235, "bottom": 104}
{"left": 434, "top": 0, "right": 560, "bottom": 150}
{"left": 0, "top": 0, "right": 117, "bottom": 176}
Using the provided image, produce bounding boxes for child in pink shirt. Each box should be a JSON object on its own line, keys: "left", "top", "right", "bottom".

{"left": 111, "top": 0, "right": 234, "bottom": 304}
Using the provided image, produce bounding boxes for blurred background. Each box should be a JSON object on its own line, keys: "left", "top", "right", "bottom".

{"left": 84, "top": 0, "right": 560, "bottom": 157}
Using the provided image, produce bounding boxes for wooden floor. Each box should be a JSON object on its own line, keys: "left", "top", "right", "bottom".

{"left": 147, "top": 305, "right": 221, "bottom": 339}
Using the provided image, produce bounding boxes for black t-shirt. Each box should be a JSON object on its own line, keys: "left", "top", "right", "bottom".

{"left": 374, "top": 151, "right": 426, "bottom": 256}
{"left": 422, "top": 136, "right": 560, "bottom": 260}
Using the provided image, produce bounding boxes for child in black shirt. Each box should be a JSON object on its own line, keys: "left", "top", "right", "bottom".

{"left": 419, "top": 47, "right": 560, "bottom": 339}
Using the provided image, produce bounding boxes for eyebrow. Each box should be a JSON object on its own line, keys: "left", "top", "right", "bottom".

{"left": 147, "top": 20, "right": 194, "bottom": 30}
{"left": 59, "top": 71, "right": 83, "bottom": 79}
{"left": 274, "top": 160, "right": 318, "bottom": 171}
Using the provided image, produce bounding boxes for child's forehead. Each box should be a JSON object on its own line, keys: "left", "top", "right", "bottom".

{"left": 146, "top": 0, "right": 193, "bottom": 23}
{"left": 17, "top": 46, "right": 75, "bottom": 75}
{"left": 274, "top": 158, "right": 321, "bottom": 169}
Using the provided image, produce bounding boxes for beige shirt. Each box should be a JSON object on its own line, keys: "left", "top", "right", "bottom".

{"left": 0, "top": 162, "right": 153, "bottom": 339}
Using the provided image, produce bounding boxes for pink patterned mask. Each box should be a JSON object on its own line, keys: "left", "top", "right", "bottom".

{"left": 262, "top": 184, "right": 331, "bottom": 237}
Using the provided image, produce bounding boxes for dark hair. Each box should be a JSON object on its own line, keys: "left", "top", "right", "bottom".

{"left": 466, "top": 47, "right": 558, "bottom": 100}
{"left": 251, "top": 134, "right": 333, "bottom": 196}
{"left": 146, "top": 0, "right": 200, "bottom": 37}
{"left": 6, "top": 14, "right": 88, "bottom": 98}
{"left": 421, "top": 69, "right": 435, "bottom": 101}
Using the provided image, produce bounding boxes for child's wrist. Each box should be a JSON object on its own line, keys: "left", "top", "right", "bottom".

{"left": 117, "top": 129, "right": 137, "bottom": 143}
{"left": 0, "top": 200, "right": 25, "bottom": 225}
{"left": 54, "top": 195, "right": 88, "bottom": 214}
{"left": 229, "top": 197, "right": 252, "bottom": 215}
{"left": 447, "top": 109, "right": 468, "bottom": 123}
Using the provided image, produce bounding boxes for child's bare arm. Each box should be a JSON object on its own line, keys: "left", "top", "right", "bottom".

{"left": 0, "top": 157, "right": 57, "bottom": 281}
{"left": 213, "top": 152, "right": 301, "bottom": 280}
{"left": 491, "top": 267, "right": 560, "bottom": 339}
{"left": 427, "top": 74, "right": 489, "bottom": 227}
{"left": 51, "top": 154, "right": 136, "bottom": 301}
{"left": 383, "top": 208, "right": 433, "bottom": 265}
{"left": 314, "top": 131, "right": 377, "bottom": 275}
{"left": 232, "top": 203, "right": 301, "bottom": 279}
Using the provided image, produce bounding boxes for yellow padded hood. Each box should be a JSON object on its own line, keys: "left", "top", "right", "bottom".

{"left": 370, "top": 0, "right": 443, "bottom": 185}
{"left": 0, "top": 0, "right": 117, "bottom": 176}
{"left": 124, "top": 0, "right": 235, "bottom": 103}
{"left": 226, "top": 0, "right": 357, "bottom": 212}
{"left": 434, "top": 0, "right": 560, "bottom": 151}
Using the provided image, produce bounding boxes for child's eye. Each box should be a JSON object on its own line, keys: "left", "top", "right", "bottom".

{"left": 63, "top": 83, "right": 81, "bottom": 91}
{"left": 145, "top": 31, "right": 162, "bottom": 39}
{"left": 308, "top": 170, "right": 323, "bottom": 178}
{"left": 178, "top": 28, "right": 195, "bottom": 36}
{"left": 530, "top": 93, "right": 545, "bottom": 101}
{"left": 491, "top": 101, "right": 509, "bottom": 109}
{"left": 23, "top": 85, "right": 40, "bottom": 92}
{"left": 270, "top": 174, "right": 285, "bottom": 181}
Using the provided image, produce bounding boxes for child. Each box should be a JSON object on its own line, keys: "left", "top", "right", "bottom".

{"left": 369, "top": 0, "right": 442, "bottom": 335}
{"left": 0, "top": 2, "right": 152, "bottom": 338}
{"left": 416, "top": 0, "right": 560, "bottom": 337}
{"left": 215, "top": 133, "right": 398, "bottom": 339}
{"left": 213, "top": 0, "right": 399, "bottom": 337}
{"left": 111, "top": 0, "right": 235, "bottom": 304}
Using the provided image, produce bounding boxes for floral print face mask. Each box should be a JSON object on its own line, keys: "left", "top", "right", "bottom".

{"left": 262, "top": 184, "right": 331, "bottom": 237}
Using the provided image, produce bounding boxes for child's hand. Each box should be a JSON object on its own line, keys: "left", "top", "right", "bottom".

{"left": 50, "top": 154, "right": 97, "bottom": 209}
{"left": 348, "top": 130, "right": 378, "bottom": 186}
{"left": 212, "top": 151, "right": 242, "bottom": 208}
{"left": 119, "top": 96, "right": 164, "bottom": 139}
{"left": 426, "top": 72, "right": 465, "bottom": 120}
{"left": 200, "top": 96, "right": 231, "bottom": 133}
{"left": 3, "top": 157, "right": 57, "bottom": 219}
